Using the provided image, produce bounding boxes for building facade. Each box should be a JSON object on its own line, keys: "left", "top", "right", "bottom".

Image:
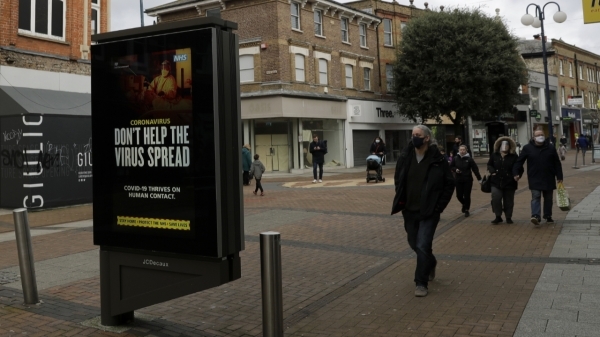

{"left": 147, "top": 0, "right": 425, "bottom": 171}
{"left": 0, "top": 0, "right": 110, "bottom": 208}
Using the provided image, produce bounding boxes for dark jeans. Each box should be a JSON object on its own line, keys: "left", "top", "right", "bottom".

{"left": 455, "top": 180, "right": 473, "bottom": 211}
{"left": 402, "top": 210, "right": 440, "bottom": 288}
{"left": 531, "top": 189, "right": 553, "bottom": 218}
{"left": 491, "top": 186, "right": 515, "bottom": 218}
{"left": 243, "top": 171, "right": 250, "bottom": 185}
{"left": 313, "top": 162, "right": 323, "bottom": 179}
{"left": 254, "top": 179, "right": 263, "bottom": 193}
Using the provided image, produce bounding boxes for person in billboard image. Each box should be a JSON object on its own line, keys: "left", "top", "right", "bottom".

{"left": 144, "top": 60, "right": 179, "bottom": 110}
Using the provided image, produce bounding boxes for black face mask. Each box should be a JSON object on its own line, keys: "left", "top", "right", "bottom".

{"left": 412, "top": 136, "right": 425, "bottom": 149}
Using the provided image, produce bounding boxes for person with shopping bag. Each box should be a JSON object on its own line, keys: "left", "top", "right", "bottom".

{"left": 513, "top": 129, "right": 563, "bottom": 227}
{"left": 487, "top": 137, "right": 523, "bottom": 224}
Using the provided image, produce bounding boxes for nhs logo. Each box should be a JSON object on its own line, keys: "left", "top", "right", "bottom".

{"left": 173, "top": 54, "right": 188, "bottom": 62}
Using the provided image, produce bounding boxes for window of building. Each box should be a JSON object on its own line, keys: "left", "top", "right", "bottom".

{"left": 240, "top": 55, "right": 254, "bottom": 83}
{"left": 569, "top": 62, "right": 573, "bottom": 77}
{"left": 91, "top": 0, "right": 100, "bottom": 35}
{"left": 582, "top": 90, "right": 585, "bottom": 107}
{"left": 359, "top": 23, "right": 367, "bottom": 47}
{"left": 318, "top": 59, "right": 328, "bottom": 85}
{"left": 570, "top": 88, "right": 574, "bottom": 98}
{"left": 383, "top": 19, "right": 392, "bottom": 46}
{"left": 385, "top": 64, "right": 394, "bottom": 92}
{"left": 598, "top": 71, "right": 600, "bottom": 84}
{"left": 341, "top": 18, "right": 349, "bottom": 43}
{"left": 401, "top": 22, "right": 407, "bottom": 31}
{"left": 295, "top": 54, "right": 305, "bottom": 82}
{"left": 363, "top": 68, "right": 371, "bottom": 90}
{"left": 291, "top": 2, "right": 300, "bottom": 30}
{"left": 579, "top": 65, "right": 583, "bottom": 80}
{"left": 19, "top": 0, "right": 65, "bottom": 40}
{"left": 561, "top": 87, "right": 565, "bottom": 105}
{"left": 314, "top": 10, "right": 323, "bottom": 36}
{"left": 559, "top": 60, "right": 563, "bottom": 76}
{"left": 345, "top": 64, "right": 353, "bottom": 88}
{"left": 206, "top": 8, "right": 221, "bottom": 18}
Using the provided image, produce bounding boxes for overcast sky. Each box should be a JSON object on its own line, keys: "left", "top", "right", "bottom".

{"left": 111, "top": 0, "right": 600, "bottom": 55}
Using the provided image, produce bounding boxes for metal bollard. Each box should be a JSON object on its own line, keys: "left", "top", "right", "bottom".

{"left": 260, "top": 232, "right": 283, "bottom": 337}
{"left": 573, "top": 149, "right": 580, "bottom": 169}
{"left": 13, "top": 208, "right": 39, "bottom": 304}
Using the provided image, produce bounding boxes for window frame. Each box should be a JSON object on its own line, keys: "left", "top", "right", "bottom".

{"left": 314, "top": 9, "right": 323, "bottom": 36}
{"left": 582, "top": 90, "right": 585, "bottom": 107}
{"left": 92, "top": 0, "right": 100, "bottom": 35}
{"left": 359, "top": 23, "right": 367, "bottom": 47}
{"left": 561, "top": 87, "right": 565, "bottom": 105}
{"left": 345, "top": 64, "right": 353, "bottom": 88}
{"left": 363, "top": 67, "right": 371, "bottom": 90}
{"left": 291, "top": 2, "right": 301, "bottom": 30}
{"left": 383, "top": 19, "right": 393, "bottom": 46}
{"left": 579, "top": 65, "right": 583, "bottom": 80}
{"left": 569, "top": 62, "right": 573, "bottom": 77}
{"left": 239, "top": 55, "right": 255, "bottom": 83}
{"left": 318, "top": 58, "right": 328, "bottom": 85}
{"left": 385, "top": 64, "right": 394, "bottom": 92}
{"left": 559, "top": 60, "right": 563, "bottom": 76}
{"left": 295, "top": 54, "right": 305, "bottom": 82}
{"left": 341, "top": 17, "right": 349, "bottom": 43}
{"left": 18, "top": 0, "right": 66, "bottom": 41}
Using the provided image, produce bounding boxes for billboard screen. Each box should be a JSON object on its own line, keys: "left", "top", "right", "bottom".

{"left": 92, "top": 28, "right": 225, "bottom": 256}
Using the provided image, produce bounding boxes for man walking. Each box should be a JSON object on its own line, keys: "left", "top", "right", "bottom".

{"left": 391, "top": 125, "right": 455, "bottom": 297}
{"left": 513, "top": 129, "right": 563, "bottom": 227}
{"left": 309, "top": 135, "right": 326, "bottom": 183}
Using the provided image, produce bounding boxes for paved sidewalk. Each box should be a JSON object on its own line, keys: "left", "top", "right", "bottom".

{"left": 0, "top": 151, "right": 599, "bottom": 336}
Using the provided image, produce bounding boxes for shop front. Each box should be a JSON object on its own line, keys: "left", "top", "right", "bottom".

{"left": 560, "top": 107, "right": 583, "bottom": 148}
{"left": 345, "top": 99, "right": 413, "bottom": 168}
{"left": 241, "top": 95, "right": 346, "bottom": 172}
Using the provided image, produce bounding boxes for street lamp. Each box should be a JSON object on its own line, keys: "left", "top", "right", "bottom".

{"left": 521, "top": 2, "right": 567, "bottom": 140}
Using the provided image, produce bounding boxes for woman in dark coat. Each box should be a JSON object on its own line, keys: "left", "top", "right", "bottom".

{"left": 242, "top": 144, "right": 252, "bottom": 185}
{"left": 487, "top": 137, "right": 523, "bottom": 224}
{"left": 370, "top": 136, "right": 386, "bottom": 162}
{"left": 450, "top": 144, "right": 481, "bottom": 217}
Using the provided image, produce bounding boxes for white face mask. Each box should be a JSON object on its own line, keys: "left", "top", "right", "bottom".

{"left": 535, "top": 136, "right": 545, "bottom": 143}
{"left": 375, "top": 140, "right": 380, "bottom": 143}
{"left": 500, "top": 141, "right": 509, "bottom": 152}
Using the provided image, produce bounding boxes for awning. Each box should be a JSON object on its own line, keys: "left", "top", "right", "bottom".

{"left": 0, "top": 86, "right": 90, "bottom": 116}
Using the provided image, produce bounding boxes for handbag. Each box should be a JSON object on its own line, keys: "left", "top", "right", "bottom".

{"left": 480, "top": 175, "right": 491, "bottom": 193}
{"left": 556, "top": 182, "right": 570, "bottom": 210}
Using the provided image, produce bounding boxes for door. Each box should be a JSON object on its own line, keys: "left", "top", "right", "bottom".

{"left": 352, "top": 130, "right": 379, "bottom": 166}
{"left": 255, "top": 134, "right": 289, "bottom": 172}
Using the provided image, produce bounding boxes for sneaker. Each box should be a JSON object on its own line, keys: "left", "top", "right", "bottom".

{"left": 253, "top": 191, "right": 257, "bottom": 195}
{"left": 429, "top": 265, "right": 436, "bottom": 281}
{"left": 531, "top": 216, "right": 541, "bottom": 227}
{"left": 318, "top": 179, "right": 322, "bottom": 183}
{"left": 464, "top": 211, "right": 470, "bottom": 218}
{"left": 312, "top": 179, "right": 317, "bottom": 183}
{"left": 506, "top": 218, "right": 514, "bottom": 224}
{"left": 491, "top": 217, "right": 503, "bottom": 224}
{"left": 546, "top": 217, "right": 554, "bottom": 224}
{"left": 415, "top": 286, "right": 428, "bottom": 297}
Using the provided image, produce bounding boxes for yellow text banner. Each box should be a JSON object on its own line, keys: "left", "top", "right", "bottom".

{"left": 117, "top": 216, "right": 191, "bottom": 230}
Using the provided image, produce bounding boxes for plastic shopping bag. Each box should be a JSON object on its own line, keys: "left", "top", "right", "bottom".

{"left": 556, "top": 182, "right": 570, "bottom": 211}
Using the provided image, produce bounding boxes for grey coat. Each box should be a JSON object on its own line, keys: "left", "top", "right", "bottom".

{"left": 250, "top": 160, "right": 266, "bottom": 180}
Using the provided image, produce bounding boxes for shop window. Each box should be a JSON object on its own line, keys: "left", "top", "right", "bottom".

{"left": 302, "top": 119, "right": 344, "bottom": 169}
{"left": 314, "top": 10, "right": 323, "bottom": 36}
{"left": 383, "top": 19, "right": 392, "bottom": 46}
{"left": 19, "top": 0, "right": 65, "bottom": 40}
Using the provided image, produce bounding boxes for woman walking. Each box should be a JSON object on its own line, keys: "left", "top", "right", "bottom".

{"left": 487, "top": 137, "right": 523, "bottom": 224}
{"left": 450, "top": 145, "right": 482, "bottom": 217}
{"left": 370, "top": 136, "right": 386, "bottom": 161}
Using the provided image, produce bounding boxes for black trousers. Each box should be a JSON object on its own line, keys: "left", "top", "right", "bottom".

{"left": 243, "top": 171, "right": 250, "bottom": 185}
{"left": 402, "top": 210, "right": 440, "bottom": 288}
{"left": 254, "top": 179, "right": 263, "bottom": 193}
{"left": 455, "top": 180, "right": 473, "bottom": 212}
{"left": 491, "top": 186, "right": 516, "bottom": 218}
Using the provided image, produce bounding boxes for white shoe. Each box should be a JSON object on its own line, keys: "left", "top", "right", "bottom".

{"left": 318, "top": 179, "right": 322, "bottom": 183}
{"left": 312, "top": 179, "right": 317, "bottom": 183}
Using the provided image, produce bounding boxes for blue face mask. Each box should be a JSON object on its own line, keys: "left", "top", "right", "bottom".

{"left": 412, "top": 136, "right": 425, "bottom": 149}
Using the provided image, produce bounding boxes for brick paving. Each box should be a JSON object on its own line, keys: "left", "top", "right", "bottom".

{"left": 0, "top": 150, "right": 598, "bottom": 336}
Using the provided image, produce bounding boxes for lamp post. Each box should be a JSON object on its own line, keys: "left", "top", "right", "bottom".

{"left": 521, "top": 3, "right": 567, "bottom": 140}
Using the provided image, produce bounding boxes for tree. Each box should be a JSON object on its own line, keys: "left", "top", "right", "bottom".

{"left": 391, "top": 8, "right": 527, "bottom": 135}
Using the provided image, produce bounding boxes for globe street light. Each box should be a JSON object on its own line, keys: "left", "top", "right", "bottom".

{"left": 521, "top": 2, "right": 567, "bottom": 140}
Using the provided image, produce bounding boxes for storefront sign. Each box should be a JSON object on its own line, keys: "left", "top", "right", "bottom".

{"left": 561, "top": 107, "right": 581, "bottom": 120}
{"left": 529, "top": 110, "right": 538, "bottom": 117}
{"left": 584, "top": 119, "right": 592, "bottom": 123}
{"left": 567, "top": 95, "right": 584, "bottom": 105}
{"left": 376, "top": 107, "right": 395, "bottom": 118}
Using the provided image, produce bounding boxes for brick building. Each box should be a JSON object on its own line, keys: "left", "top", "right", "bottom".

{"left": 520, "top": 37, "right": 600, "bottom": 147}
{"left": 146, "top": 0, "right": 424, "bottom": 171}
{"left": 0, "top": 0, "right": 110, "bottom": 208}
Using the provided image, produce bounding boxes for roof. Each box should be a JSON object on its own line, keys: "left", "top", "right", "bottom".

{"left": 518, "top": 39, "right": 555, "bottom": 56}
{"left": 0, "top": 86, "right": 91, "bottom": 116}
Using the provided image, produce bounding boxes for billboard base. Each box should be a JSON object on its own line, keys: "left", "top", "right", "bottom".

{"left": 100, "top": 247, "right": 241, "bottom": 326}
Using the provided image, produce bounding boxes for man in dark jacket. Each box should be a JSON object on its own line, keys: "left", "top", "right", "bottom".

{"left": 391, "top": 125, "right": 455, "bottom": 297}
{"left": 577, "top": 134, "right": 589, "bottom": 156}
{"left": 513, "top": 129, "right": 563, "bottom": 226}
{"left": 450, "top": 144, "right": 482, "bottom": 217}
{"left": 309, "top": 135, "right": 326, "bottom": 183}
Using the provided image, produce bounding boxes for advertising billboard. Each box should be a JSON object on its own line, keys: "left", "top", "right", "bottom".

{"left": 92, "top": 25, "right": 242, "bottom": 257}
